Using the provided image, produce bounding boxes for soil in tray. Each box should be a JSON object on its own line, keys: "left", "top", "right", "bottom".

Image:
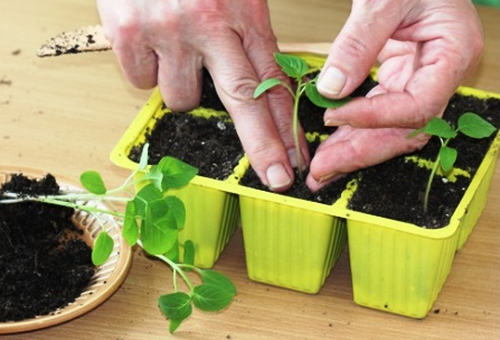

{"left": 239, "top": 136, "right": 355, "bottom": 204}
{"left": 0, "top": 174, "right": 95, "bottom": 322}
{"left": 128, "top": 83, "right": 244, "bottom": 180}
{"left": 348, "top": 93, "right": 500, "bottom": 228}
{"left": 129, "top": 67, "right": 500, "bottom": 229}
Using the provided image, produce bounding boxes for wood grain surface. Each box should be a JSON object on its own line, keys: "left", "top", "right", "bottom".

{"left": 0, "top": 1, "right": 498, "bottom": 339}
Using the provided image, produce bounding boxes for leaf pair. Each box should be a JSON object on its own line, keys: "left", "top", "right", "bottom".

{"left": 254, "top": 53, "right": 350, "bottom": 172}
{"left": 158, "top": 270, "right": 237, "bottom": 333}
{"left": 409, "top": 112, "right": 496, "bottom": 172}
{"left": 254, "top": 53, "right": 349, "bottom": 109}
{"left": 408, "top": 112, "right": 496, "bottom": 212}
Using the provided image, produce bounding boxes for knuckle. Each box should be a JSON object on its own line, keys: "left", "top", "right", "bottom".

{"left": 224, "top": 76, "right": 260, "bottom": 102}
{"left": 336, "top": 33, "right": 371, "bottom": 59}
{"left": 244, "top": 137, "right": 283, "bottom": 164}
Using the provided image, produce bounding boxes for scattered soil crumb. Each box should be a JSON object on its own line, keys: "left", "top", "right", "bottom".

{"left": 0, "top": 76, "right": 12, "bottom": 86}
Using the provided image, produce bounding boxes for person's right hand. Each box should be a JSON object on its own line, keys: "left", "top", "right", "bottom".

{"left": 97, "top": 0, "right": 309, "bottom": 192}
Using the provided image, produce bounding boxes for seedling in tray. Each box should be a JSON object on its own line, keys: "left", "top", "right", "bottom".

{"left": 254, "top": 53, "right": 349, "bottom": 173}
{"left": 408, "top": 112, "right": 496, "bottom": 212}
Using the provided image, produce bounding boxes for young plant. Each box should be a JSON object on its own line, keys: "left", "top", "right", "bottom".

{"left": 254, "top": 53, "right": 349, "bottom": 173}
{"left": 0, "top": 144, "right": 236, "bottom": 334}
{"left": 408, "top": 112, "right": 496, "bottom": 213}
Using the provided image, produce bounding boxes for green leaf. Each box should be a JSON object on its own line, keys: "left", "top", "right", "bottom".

{"left": 80, "top": 171, "right": 107, "bottom": 195}
{"left": 134, "top": 184, "right": 163, "bottom": 218}
{"left": 439, "top": 146, "right": 457, "bottom": 172}
{"left": 305, "top": 82, "right": 350, "bottom": 108}
{"left": 200, "top": 270, "right": 237, "bottom": 295}
{"left": 254, "top": 78, "right": 283, "bottom": 98}
{"left": 134, "top": 184, "right": 179, "bottom": 255}
{"left": 274, "top": 53, "right": 308, "bottom": 80}
{"left": 138, "top": 143, "right": 150, "bottom": 171}
{"left": 190, "top": 270, "right": 237, "bottom": 314}
{"left": 406, "top": 127, "right": 426, "bottom": 139}
{"left": 165, "top": 196, "right": 186, "bottom": 230}
{"left": 147, "top": 156, "right": 198, "bottom": 191}
{"left": 192, "top": 284, "right": 235, "bottom": 312}
{"left": 163, "top": 240, "right": 179, "bottom": 262}
{"left": 123, "top": 200, "right": 139, "bottom": 246}
{"left": 141, "top": 205, "right": 178, "bottom": 255}
{"left": 458, "top": 112, "right": 496, "bottom": 139}
{"left": 168, "top": 320, "right": 182, "bottom": 334}
{"left": 158, "top": 292, "right": 192, "bottom": 333}
{"left": 424, "top": 118, "right": 457, "bottom": 139}
{"left": 92, "top": 231, "right": 114, "bottom": 266}
{"left": 183, "top": 240, "right": 195, "bottom": 267}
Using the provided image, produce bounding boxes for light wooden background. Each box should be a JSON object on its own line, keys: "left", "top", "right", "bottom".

{"left": 0, "top": 1, "right": 498, "bottom": 339}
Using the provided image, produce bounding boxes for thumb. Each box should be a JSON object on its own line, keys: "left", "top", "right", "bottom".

{"left": 317, "top": 2, "right": 402, "bottom": 99}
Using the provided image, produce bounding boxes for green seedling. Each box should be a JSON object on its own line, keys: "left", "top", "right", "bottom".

{"left": 407, "top": 112, "right": 496, "bottom": 213}
{"left": 0, "top": 144, "right": 236, "bottom": 334}
{"left": 254, "top": 53, "right": 349, "bottom": 173}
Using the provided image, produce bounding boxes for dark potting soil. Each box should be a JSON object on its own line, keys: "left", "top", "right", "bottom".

{"left": 0, "top": 174, "right": 95, "bottom": 322}
{"left": 239, "top": 136, "right": 354, "bottom": 204}
{"left": 128, "top": 70, "right": 243, "bottom": 180}
{"left": 127, "top": 65, "right": 500, "bottom": 229}
{"left": 129, "top": 111, "right": 244, "bottom": 180}
{"left": 348, "top": 93, "right": 500, "bottom": 228}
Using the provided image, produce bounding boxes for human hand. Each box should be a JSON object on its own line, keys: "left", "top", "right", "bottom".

{"left": 97, "top": 0, "right": 308, "bottom": 191}
{"left": 306, "top": 0, "right": 483, "bottom": 191}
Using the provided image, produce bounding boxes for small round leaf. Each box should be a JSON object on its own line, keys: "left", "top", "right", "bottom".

{"left": 458, "top": 112, "right": 496, "bottom": 139}
{"left": 254, "top": 78, "right": 283, "bottom": 98}
{"left": 80, "top": 171, "right": 107, "bottom": 195}
{"left": 439, "top": 146, "right": 457, "bottom": 172}
{"left": 92, "top": 231, "right": 114, "bottom": 266}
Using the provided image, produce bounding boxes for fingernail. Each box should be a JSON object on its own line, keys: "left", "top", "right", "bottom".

{"left": 319, "top": 172, "right": 343, "bottom": 184}
{"left": 287, "top": 148, "right": 298, "bottom": 168}
{"left": 266, "top": 163, "right": 292, "bottom": 190}
{"left": 317, "top": 66, "right": 346, "bottom": 96}
{"left": 324, "top": 118, "right": 343, "bottom": 127}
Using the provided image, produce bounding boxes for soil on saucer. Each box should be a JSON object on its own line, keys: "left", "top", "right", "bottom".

{"left": 0, "top": 174, "right": 95, "bottom": 322}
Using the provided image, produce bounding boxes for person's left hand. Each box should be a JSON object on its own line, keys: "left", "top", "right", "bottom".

{"left": 306, "top": 0, "right": 483, "bottom": 191}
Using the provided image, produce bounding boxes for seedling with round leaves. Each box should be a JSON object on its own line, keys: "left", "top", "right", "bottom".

{"left": 407, "top": 112, "right": 496, "bottom": 213}
{"left": 0, "top": 144, "right": 236, "bottom": 333}
{"left": 254, "top": 53, "right": 350, "bottom": 174}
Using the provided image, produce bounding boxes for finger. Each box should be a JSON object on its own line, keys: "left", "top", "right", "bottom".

{"left": 156, "top": 43, "right": 203, "bottom": 112}
{"left": 306, "top": 126, "right": 429, "bottom": 191}
{"left": 316, "top": 1, "right": 404, "bottom": 99}
{"left": 323, "top": 90, "right": 427, "bottom": 129}
{"left": 203, "top": 35, "right": 294, "bottom": 191}
{"left": 101, "top": 18, "right": 159, "bottom": 90}
{"left": 322, "top": 45, "right": 453, "bottom": 130}
{"left": 244, "top": 34, "right": 310, "bottom": 169}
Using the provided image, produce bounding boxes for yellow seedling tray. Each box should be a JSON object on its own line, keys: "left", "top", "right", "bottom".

{"left": 110, "top": 90, "right": 241, "bottom": 268}
{"left": 233, "top": 155, "right": 347, "bottom": 293}
{"left": 110, "top": 52, "right": 499, "bottom": 314}
{"left": 337, "top": 86, "right": 500, "bottom": 318}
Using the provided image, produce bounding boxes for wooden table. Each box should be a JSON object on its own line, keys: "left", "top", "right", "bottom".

{"left": 1, "top": 1, "right": 498, "bottom": 339}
